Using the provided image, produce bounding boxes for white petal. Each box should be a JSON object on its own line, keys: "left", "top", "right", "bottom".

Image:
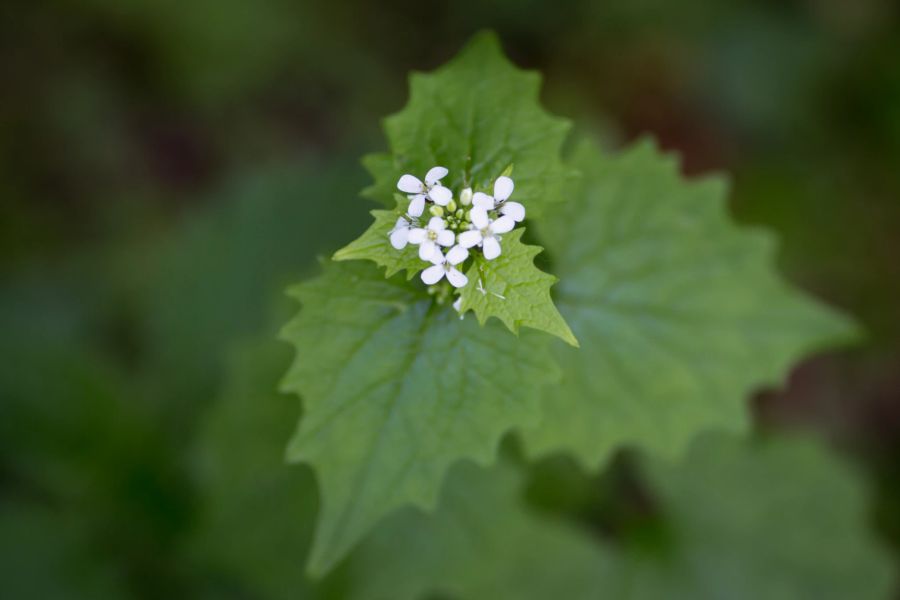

{"left": 408, "top": 228, "right": 427, "bottom": 244}
{"left": 421, "top": 264, "right": 445, "bottom": 285}
{"left": 398, "top": 174, "right": 424, "bottom": 194}
{"left": 470, "top": 207, "right": 489, "bottom": 229}
{"left": 425, "top": 166, "right": 448, "bottom": 186}
{"left": 408, "top": 194, "right": 426, "bottom": 217}
{"left": 453, "top": 297, "right": 463, "bottom": 313}
{"left": 390, "top": 228, "right": 409, "bottom": 249}
{"left": 494, "top": 176, "right": 514, "bottom": 201}
{"left": 436, "top": 229, "right": 455, "bottom": 247}
{"left": 458, "top": 230, "right": 482, "bottom": 248}
{"left": 445, "top": 244, "right": 469, "bottom": 265}
{"left": 428, "top": 185, "right": 452, "bottom": 206}
{"left": 419, "top": 240, "right": 437, "bottom": 261}
{"left": 490, "top": 215, "right": 515, "bottom": 234}
{"left": 500, "top": 201, "right": 525, "bottom": 222}
{"left": 482, "top": 236, "right": 501, "bottom": 260}
{"left": 472, "top": 192, "right": 494, "bottom": 211}
{"left": 446, "top": 268, "right": 468, "bottom": 288}
{"left": 427, "top": 216, "right": 446, "bottom": 231}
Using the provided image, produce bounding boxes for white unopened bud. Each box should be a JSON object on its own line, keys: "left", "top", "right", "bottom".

{"left": 459, "top": 187, "right": 473, "bottom": 206}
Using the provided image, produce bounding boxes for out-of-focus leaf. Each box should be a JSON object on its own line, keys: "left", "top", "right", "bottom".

{"left": 349, "top": 461, "right": 610, "bottom": 600}
{"left": 189, "top": 339, "right": 332, "bottom": 600}
{"left": 623, "top": 434, "right": 895, "bottom": 600}
{"left": 522, "top": 141, "right": 860, "bottom": 469}
{"left": 131, "top": 160, "right": 368, "bottom": 413}
{"left": 0, "top": 504, "right": 128, "bottom": 600}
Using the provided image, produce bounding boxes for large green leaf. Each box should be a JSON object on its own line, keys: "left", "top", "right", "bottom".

{"left": 280, "top": 260, "right": 560, "bottom": 576}
{"left": 337, "top": 31, "right": 575, "bottom": 344}
{"left": 522, "top": 141, "right": 860, "bottom": 468}
{"left": 190, "top": 338, "right": 602, "bottom": 600}
{"left": 361, "top": 31, "right": 573, "bottom": 217}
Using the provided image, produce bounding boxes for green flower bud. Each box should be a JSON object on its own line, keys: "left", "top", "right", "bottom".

{"left": 447, "top": 199, "right": 457, "bottom": 213}
{"left": 429, "top": 205, "right": 444, "bottom": 217}
{"left": 455, "top": 209, "right": 464, "bottom": 219}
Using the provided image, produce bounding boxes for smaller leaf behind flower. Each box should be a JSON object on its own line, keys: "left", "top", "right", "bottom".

{"left": 459, "top": 229, "right": 578, "bottom": 347}
{"left": 333, "top": 199, "right": 424, "bottom": 279}
{"left": 337, "top": 31, "right": 579, "bottom": 344}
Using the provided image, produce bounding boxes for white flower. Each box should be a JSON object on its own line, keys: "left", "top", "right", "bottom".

{"left": 421, "top": 245, "right": 469, "bottom": 288}
{"left": 388, "top": 216, "right": 412, "bottom": 249}
{"left": 408, "top": 216, "right": 455, "bottom": 261}
{"left": 397, "top": 166, "right": 453, "bottom": 214}
{"left": 457, "top": 207, "right": 515, "bottom": 260}
{"left": 470, "top": 176, "right": 525, "bottom": 222}
{"left": 500, "top": 199, "right": 525, "bottom": 222}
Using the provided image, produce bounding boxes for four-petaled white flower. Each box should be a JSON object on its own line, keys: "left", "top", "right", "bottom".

{"left": 389, "top": 216, "right": 412, "bottom": 250}
{"left": 458, "top": 207, "right": 515, "bottom": 260}
{"left": 421, "top": 245, "right": 469, "bottom": 288}
{"left": 389, "top": 170, "right": 525, "bottom": 294}
{"left": 397, "top": 166, "right": 453, "bottom": 216}
{"left": 471, "top": 176, "right": 525, "bottom": 222}
{"left": 408, "top": 216, "right": 454, "bottom": 261}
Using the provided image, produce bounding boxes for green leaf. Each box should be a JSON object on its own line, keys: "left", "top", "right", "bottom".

{"left": 333, "top": 199, "right": 426, "bottom": 279}
{"left": 522, "top": 140, "right": 861, "bottom": 469}
{"left": 362, "top": 31, "right": 574, "bottom": 217}
{"left": 280, "top": 260, "right": 561, "bottom": 576}
{"left": 626, "top": 433, "right": 895, "bottom": 600}
{"left": 349, "top": 461, "right": 610, "bottom": 600}
{"left": 459, "top": 229, "right": 578, "bottom": 346}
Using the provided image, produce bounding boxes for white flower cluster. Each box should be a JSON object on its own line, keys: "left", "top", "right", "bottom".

{"left": 389, "top": 166, "right": 526, "bottom": 290}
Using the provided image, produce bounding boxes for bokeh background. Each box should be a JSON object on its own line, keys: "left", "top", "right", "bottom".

{"left": 2, "top": 0, "right": 898, "bottom": 597}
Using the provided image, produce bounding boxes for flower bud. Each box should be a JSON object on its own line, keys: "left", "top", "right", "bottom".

{"left": 447, "top": 199, "right": 457, "bottom": 213}
{"left": 455, "top": 209, "right": 464, "bottom": 219}
{"left": 429, "top": 205, "right": 444, "bottom": 217}
{"left": 459, "top": 187, "right": 473, "bottom": 206}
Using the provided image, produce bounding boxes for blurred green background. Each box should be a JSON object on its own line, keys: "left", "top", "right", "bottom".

{"left": 1, "top": 0, "right": 898, "bottom": 598}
